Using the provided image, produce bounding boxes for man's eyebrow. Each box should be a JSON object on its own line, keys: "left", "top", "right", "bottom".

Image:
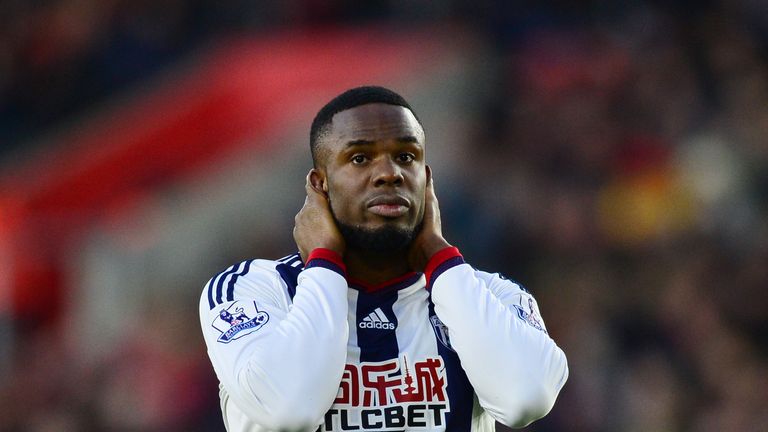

{"left": 344, "top": 136, "right": 421, "bottom": 147}
{"left": 397, "top": 135, "right": 420, "bottom": 145}
{"left": 345, "top": 139, "right": 375, "bottom": 147}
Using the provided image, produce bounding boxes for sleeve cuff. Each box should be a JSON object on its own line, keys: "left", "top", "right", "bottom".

{"left": 305, "top": 248, "right": 346, "bottom": 277}
{"left": 424, "top": 246, "right": 465, "bottom": 291}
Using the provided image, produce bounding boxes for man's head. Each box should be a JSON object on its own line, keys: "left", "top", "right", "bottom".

{"left": 310, "top": 86, "right": 421, "bottom": 166}
{"left": 308, "top": 86, "right": 428, "bottom": 256}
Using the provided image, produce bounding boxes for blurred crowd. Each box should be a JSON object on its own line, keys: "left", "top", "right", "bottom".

{"left": 455, "top": 2, "right": 768, "bottom": 430}
{"left": 2, "top": 1, "right": 768, "bottom": 431}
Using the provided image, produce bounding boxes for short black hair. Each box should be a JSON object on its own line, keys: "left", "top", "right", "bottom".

{"left": 309, "top": 86, "right": 420, "bottom": 165}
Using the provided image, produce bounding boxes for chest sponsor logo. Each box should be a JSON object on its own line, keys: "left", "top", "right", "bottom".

{"left": 211, "top": 301, "right": 269, "bottom": 343}
{"left": 318, "top": 356, "right": 449, "bottom": 431}
{"left": 358, "top": 307, "right": 396, "bottom": 330}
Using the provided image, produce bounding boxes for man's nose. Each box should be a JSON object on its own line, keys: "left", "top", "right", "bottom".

{"left": 372, "top": 158, "right": 404, "bottom": 187}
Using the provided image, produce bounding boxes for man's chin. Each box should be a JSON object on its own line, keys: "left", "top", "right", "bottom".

{"left": 337, "top": 222, "right": 416, "bottom": 255}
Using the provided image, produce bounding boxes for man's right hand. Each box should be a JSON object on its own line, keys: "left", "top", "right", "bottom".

{"left": 293, "top": 170, "right": 345, "bottom": 263}
{"left": 408, "top": 166, "right": 451, "bottom": 272}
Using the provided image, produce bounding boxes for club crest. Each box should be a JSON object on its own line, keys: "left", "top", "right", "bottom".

{"left": 212, "top": 301, "right": 269, "bottom": 343}
{"left": 430, "top": 315, "right": 455, "bottom": 351}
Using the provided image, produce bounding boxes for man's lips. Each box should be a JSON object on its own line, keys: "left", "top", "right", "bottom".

{"left": 366, "top": 195, "right": 410, "bottom": 217}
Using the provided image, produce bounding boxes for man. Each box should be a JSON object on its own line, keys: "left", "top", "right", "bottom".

{"left": 200, "top": 86, "right": 568, "bottom": 431}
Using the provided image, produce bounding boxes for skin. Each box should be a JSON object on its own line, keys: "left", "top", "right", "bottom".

{"left": 293, "top": 103, "right": 451, "bottom": 284}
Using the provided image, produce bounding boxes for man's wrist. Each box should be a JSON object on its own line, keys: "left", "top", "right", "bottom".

{"left": 410, "top": 237, "right": 451, "bottom": 273}
{"left": 310, "top": 239, "right": 345, "bottom": 260}
{"left": 306, "top": 248, "right": 346, "bottom": 276}
{"left": 423, "top": 238, "right": 452, "bottom": 259}
{"left": 424, "top": 246, "right": 464, "bottom": 290}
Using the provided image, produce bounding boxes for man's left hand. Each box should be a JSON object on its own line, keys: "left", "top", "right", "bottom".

{"left": 409, "top": 166, "right": 452, "bottom": 272}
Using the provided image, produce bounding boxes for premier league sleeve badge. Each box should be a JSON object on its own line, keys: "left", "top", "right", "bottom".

{"left": 212, "top": 301, "right": 269, "bottom": 343}
{"left": 513, "top": 297, "right": 547, "bottom": 334}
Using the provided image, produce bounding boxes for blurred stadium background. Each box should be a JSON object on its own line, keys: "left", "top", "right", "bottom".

{"left": 1, "top": 1, "right": 767, "bottom": 431}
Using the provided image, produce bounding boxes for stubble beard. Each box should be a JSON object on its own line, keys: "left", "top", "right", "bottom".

{"left": 336, "top": 219, "right": 422, "bottom": 256}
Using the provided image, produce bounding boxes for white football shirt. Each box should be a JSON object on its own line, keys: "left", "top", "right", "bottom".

{"left": 200, "top": 247, "right": 568, "bottom": 431}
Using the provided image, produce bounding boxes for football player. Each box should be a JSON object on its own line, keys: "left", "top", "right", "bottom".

{"left": 200, "top": 86, "right": 568, "bottom": 431}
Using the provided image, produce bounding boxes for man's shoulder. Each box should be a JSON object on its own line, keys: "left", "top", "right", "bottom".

{"left": 471, "top": 267, "right": 529, "bottom": 294}
{"left": 201, "top": 253, "right": 305, "bottom": 312}
{"left": 205, "top": 253, "right": 304, "bottom": 282}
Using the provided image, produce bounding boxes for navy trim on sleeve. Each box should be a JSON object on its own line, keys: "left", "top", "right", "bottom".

{"left": 426, "top": 256, "right": 465, "bottom": 291}
{"left": 305, "top": 258, "right": 345, "bottom": 277}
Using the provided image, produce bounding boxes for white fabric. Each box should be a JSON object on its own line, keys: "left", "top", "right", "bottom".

{"left": 200, "top": 257, "right": 568, "bottom": 431}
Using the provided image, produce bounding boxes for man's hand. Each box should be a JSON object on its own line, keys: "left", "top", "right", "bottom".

{"left": 294, "top": 171, "right": 345, "bottom": 263}
{"left": 409, "top": 166, "right": 452, "bottom": 272}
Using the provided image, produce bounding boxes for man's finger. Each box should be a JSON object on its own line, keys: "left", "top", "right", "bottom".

{"left": 306, "top": 169, "right": 330, "bottom": 201}
{"left": 426, "top": 166, "right": 436, "bottom": 194}
{"left": 305, "top": 171, "right": 313, "bottom": 193}
{"left": 423, "top": 166, "right": 441, "bottom": 232}
{"left": 304, "top": 171, "right": 325, "bottom": 208}
{"left": 425, "top": 166, "right": 437, "bottom": 203}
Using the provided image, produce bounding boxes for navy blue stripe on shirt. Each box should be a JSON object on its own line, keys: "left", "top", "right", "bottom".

{"left": 304, "top": 258, "right": 345, "bottom": 277}
{"left": 428, "top": 299, "right": 474, "bottom": 430}
{"left": 225, "top": 259, "right": 254, "bottom": 302}
{"left": 279, "top": 254, "right": 302, "bottom": 267}
{"left": 277, "top": 253, "right": 297, "bottom": 263}
{"left": 216, "top": 261, "right": 247, "bottom": 306}
{"left": 356, "top": 289, "right": 400, "bottom": 363}
{"left": 276, "top": 258, "right": 303, "bottom": 301}
{"left": 207, "top": 264, "right": 238, "bottom": 309}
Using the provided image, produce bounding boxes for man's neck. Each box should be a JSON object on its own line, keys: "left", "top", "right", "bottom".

{"left": 343, "top": 249, "right": 412, "bottom": 286}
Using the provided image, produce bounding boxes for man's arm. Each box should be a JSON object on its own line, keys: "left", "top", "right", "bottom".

{"left": 200, "top": 254, "right": 347, "bottom": 430}
{"left": 200, "top": 172, "right": 348, "bottom": 430}
{"left": 426, "top": 250, "right": 568, "bottom": 428}
{"left": 410, "top": 170, "right": 568, "bottom": 428}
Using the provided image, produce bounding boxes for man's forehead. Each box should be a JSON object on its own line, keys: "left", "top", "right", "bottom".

{"left": 328, "top": 103, "right": 424, "bottom": 144}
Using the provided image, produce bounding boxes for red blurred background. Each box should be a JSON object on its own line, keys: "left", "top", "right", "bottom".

{"left": 1, "top": 1, "right": 767, "bottom": 431}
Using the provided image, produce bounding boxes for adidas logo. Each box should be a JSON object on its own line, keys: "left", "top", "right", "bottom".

{"left": 359, "top": 308, "right": 396, "bottom": 330}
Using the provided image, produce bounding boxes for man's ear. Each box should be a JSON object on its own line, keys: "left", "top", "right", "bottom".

{"left": 309, "top": 169, "right": 328, "bottom": 196}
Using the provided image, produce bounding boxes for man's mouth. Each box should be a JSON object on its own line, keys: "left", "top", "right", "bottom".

{"left": 366, "top": 195, "right": 410, "bottom": 218}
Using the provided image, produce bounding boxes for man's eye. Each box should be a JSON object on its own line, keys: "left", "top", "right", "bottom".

{"left": 397, "top": 153, "right": 415, "bottom": 163}
{"left": 351, "top": 155, "right": 367, "bottom": 164}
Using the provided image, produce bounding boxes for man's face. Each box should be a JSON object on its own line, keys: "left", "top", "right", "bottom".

{"left": 317, "top": 103, "right": 427, "bottom": 253}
